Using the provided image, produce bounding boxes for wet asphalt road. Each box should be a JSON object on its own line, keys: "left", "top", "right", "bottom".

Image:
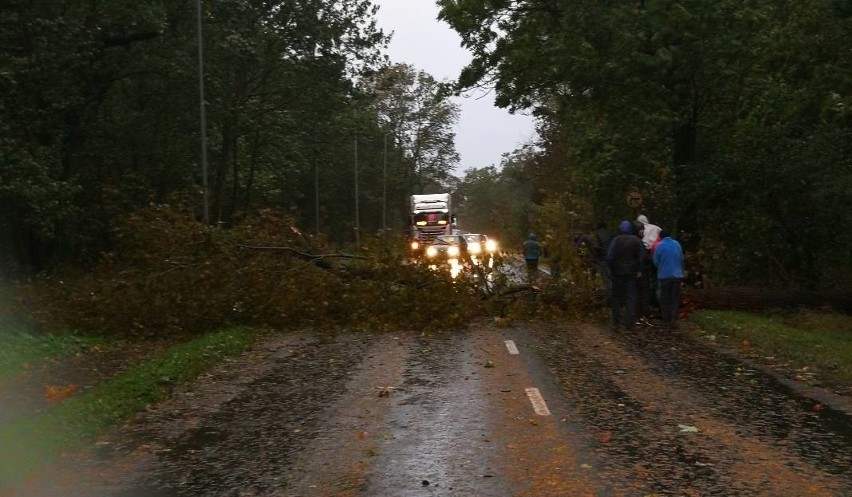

{"left": 10, "top": 322, "right": 852, "bottom": 497}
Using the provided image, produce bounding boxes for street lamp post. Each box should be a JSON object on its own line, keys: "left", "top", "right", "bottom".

{"left": 195, "top": 0, "right": 210, "bottom": 225}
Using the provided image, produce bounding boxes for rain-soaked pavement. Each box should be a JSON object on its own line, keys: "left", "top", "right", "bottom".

{"left": 6, "top": 320, "right": 852, "bottom": 497}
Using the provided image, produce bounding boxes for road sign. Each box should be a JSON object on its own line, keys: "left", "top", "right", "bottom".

{"left": 626, "top": 190, "right": 643, "bottom": 209}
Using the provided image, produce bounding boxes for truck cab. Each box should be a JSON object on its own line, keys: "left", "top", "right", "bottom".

{"left": 409, "top": 193, "right": 454, "bottom": 257}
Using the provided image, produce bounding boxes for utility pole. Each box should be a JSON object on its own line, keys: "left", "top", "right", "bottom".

{"left": 314, "top": 157, "right": 319, "bottom": 236}
{"left": 195, "top": 0, "right": 210, "bottom": 225}
{"left": 382, "top": 132, "right": 388, "bottom": 235}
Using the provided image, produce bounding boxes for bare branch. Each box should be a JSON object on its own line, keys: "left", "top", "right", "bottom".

{"left": 236, "top": 244, "right": 365, "bottom": 260}
{"left": 236, "top": 244, "right": 367, "bottom": 271}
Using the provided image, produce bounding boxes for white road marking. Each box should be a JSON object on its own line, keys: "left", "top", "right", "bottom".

{"left": 504, "top": 340, "right": 519, "bottom": 355}
{"left": 525, "top": 387, "right": 551, "bottom": 416}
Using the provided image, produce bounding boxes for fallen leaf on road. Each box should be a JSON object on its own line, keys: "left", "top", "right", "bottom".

{"left": 678, "top": 424, "right": 700, "bottom": 433}
{"left": 374, "top": 386, "right": 396, "bottom": 397}
{"left": 45, "top": 384, "right": 78, "bottom": 404}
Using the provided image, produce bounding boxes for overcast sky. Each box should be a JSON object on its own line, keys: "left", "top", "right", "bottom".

{"left": 372, "top": 0, "right": 538, "bottom": 174}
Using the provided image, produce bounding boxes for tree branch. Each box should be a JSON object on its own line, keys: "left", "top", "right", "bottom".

{"left": 101, "top": 31, "right": 160, "bottom": 48}
{"left": 236, "top": 244, "right": 366, "bottom": 270}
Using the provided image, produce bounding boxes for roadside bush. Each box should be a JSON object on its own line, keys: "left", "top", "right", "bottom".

{"left": 21, "top": 206, "right": 479, "bottom": 337}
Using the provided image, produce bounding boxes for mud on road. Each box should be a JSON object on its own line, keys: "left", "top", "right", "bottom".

{"left": 8, "top": 321, "right": 852, "bottom": 497}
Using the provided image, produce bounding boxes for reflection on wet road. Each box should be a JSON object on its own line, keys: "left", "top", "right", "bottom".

{"left": 12, "top": 323, "right": 852, "bottom": 497}
{"left": 365, "top": 333, "right": 505, "bottom": 496}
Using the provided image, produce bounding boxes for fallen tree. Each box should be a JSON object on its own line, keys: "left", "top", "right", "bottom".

{"left": 18, "top": 207, "right": 479, "bottom": 337}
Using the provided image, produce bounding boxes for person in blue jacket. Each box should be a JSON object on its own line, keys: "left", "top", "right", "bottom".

{"left": 652, "top": 229, "right": 685, "bottom": 329}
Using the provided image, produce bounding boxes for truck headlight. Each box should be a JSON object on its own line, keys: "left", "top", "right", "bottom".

{"left": 410, "top": 241, "right": 420, "bottom": 251}
{"left": 485, "top": 239, "right": 498, "bottom": 252}
{"left": 426, "top": 246, "right": 438, "bottom": 258}
{"left": 448, "top": 246, "right": 460, "bottom": 257}
{"left": 468, "top": 242, "right": 482, "bottom": 254}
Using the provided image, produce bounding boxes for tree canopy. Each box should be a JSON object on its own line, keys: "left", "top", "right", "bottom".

{"left": 441, "top": 0, "right": 852, "bottom": 288}
{"left": 0, "top": 1, "right": 464, "bottom": 276}
{"left": 2, "top": 0, "right": 851, "bottom": 292}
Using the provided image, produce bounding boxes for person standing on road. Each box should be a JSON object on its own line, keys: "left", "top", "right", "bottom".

{"left": 653, "top": 229, "right": 684, "bottom": 329}
{"left": 636, "top": 214, "right": 662, "bottom": 324}
{"left": 523, "top": 233, "right": 542, "bottom": 286}
{"left": 592, "top": 221, "right": 614, "bottom": 291}
{"left": 606, "top": 220, "right": 644, "bottom": 331}
{"left": 637, "top": 214, "right": 661, "bottom": 249}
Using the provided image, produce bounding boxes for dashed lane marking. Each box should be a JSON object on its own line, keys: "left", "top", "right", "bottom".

{"left": 504, "top": 340, "right": 519, "bottom": 355}
{"left": 525, "top": 387, "right": 551, "bottom": 416}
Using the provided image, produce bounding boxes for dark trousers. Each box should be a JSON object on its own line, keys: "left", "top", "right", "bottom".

{"left": 610, "top": 274, "right": 637, "bottom": 329}
{"left": 525, "top": 259, "right": 539, "bottom": 284}
{"left": 658, "top": 278, "right": 683, "bottom": 324}
{"left": 637, "top": 270, "right": 652, "bottom": 318}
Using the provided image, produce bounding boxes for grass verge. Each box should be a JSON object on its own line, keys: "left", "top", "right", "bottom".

{"left": 689, "top": 309, "right": 852, "bottom": 390}
{"left": 0, "top": 328, "right": 103, "bottom": 379}
{"left": 0, "top": 326, "right": 258, "bottom": 488}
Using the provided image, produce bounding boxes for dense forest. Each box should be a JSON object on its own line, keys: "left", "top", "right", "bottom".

{"left": 0, "top": 0, "right": 459, "bottom": 277}
{"left": 446, "top": 0, "right": 852, "bottom": 289}
{"left": 2, "top": 0, "right": 851, "bottom": 293}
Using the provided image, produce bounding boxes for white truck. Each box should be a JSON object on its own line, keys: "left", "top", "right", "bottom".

{"left": 409, "top": 193, "right": 455, "bottom": 255}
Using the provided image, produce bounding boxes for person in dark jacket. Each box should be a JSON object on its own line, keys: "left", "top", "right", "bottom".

{"left": 593, "top": 221, "right": 614, "bottom": 291}
{"left": 592, "top": 222, "right": 613, "bottom": 261}
{"left": 606, "top": 220, "right": 645, "bottom": 331}
{"left": 522, "top": 233, "right": 542, "bottom": 285}
{"left": 652, "top": 229, "right": 684, "bottom": 329}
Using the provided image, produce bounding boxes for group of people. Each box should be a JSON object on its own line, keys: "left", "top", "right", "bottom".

{"left": 603, "top": 215, "right": 684, "bottom": 331}
{"left": 520, "top": 216, "right": 684, "bottom": 331}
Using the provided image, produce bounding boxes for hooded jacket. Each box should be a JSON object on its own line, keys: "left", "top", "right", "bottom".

{"left": 653, "top": 237, "right": 684, "bottom": 279}
{"left": 606, "top": 221, "right": 644, "bottom": 276}
{"left": 523, "top": 234, "right": 542, "bottom": 261}
{"left": 637, "top": 215, "right": 662, "bottom": 249}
